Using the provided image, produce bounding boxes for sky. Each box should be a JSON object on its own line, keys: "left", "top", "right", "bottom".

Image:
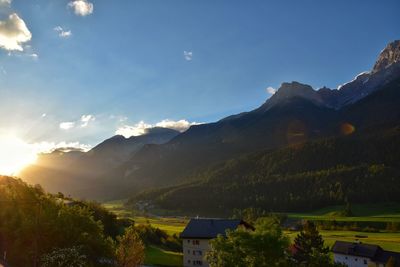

{"left": 0, "top": 0, "right": 399, "bottom": 156}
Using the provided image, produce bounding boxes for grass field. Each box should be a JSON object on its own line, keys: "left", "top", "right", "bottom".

{"left": 288, "top": 203, "right": 400, "bottom": 223}
{"left": 285, "top": 230, "right": 400, "bottom": 252}
{"left": 103, "top": 200, "right": 400, "bottom": 266}
{"left": 103, "top": 199, "right": 185, "bottom": 266}
{"left": 145, "top": 246, "right": 183, "bottom": 267}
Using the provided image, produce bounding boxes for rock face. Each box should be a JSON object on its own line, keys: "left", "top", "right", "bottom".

{"left": 262, "top": 40, "right": 400, "bottom": 110}
{"left": 260, "top": 82, "right": 323, "bottom": 111}
{"left": 373, "top": 40, "right": 400, "bottom": 73}
{"left": 335, "top": 40, "right": 400, "bottom": 107}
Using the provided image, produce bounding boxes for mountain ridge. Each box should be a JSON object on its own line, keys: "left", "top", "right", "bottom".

{"left": 19, "top": 40, "right": 400, "bottom": 201}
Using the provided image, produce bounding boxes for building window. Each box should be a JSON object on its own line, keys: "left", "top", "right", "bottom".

{"left": 187, "top": 250, "right": 190, "bottom": 254}
{"left": 198, "top": 250, "right": 202, "bottom": 256}
{"left": 187, "top": 239, "right": 190, "bottom": 243}
{"left": 196, "top": 240, "right": 200, "bottom": 245}
{"left": 364, "top": 259, "right": 367, "bottom": 264}
{"left": 355, "top": 258, "right": 358, "bottom": 261}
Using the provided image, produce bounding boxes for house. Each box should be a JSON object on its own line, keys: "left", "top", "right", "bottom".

{"left": 332, "top": 241, "right": 400, "bottom": 267}
{"left": 179, "top": 218, "right": 253, "bottom": 267}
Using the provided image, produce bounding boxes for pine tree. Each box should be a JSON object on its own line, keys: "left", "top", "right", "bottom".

{"left": 386, "top": 256, "right": 398, "bottom": 267}
{"left": 292, "top": 221, "right": 329, "bottom": 265}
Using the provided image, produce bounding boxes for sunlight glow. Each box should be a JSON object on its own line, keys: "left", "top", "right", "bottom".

{"left": 0, "top": 135, "right": 38, "bottom": 176}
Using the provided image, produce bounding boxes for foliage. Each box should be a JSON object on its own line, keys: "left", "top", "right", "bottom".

{"left": 40, "top": 246, "right": 87, "bottom": 267}
{"left": 206, "top": 218, "right": 289, "bottom": 267}
{"left": 386, "top": 256, "right": 400, "bottom": 267}
{"left": 340, "top": 202, "right": 354, "bottom": 217}
{"left": 131, "top": 128, "right": 400, "bottom": 216}
{"left": 116, "top": 226, "right": 145, "bottom": 267}
{"left": 134, "top": 223, "right": 182, "bottom": 252}
{"left": 291, "top": 221, "right": 330, "bottom": 265}
{"left": 232, "top": 207, "right": 268, "bottom": 224}
{"left": 0, "top": 176, "right": 115, "bottom": 267}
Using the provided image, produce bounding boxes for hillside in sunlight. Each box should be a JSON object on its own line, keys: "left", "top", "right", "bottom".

{"left": 0, "top": 176, "right": 122, "bottom": 267}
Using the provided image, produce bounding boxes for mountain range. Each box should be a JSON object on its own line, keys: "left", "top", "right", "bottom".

{"left": 20, "top": 40, "right": 400, "bottom": 214}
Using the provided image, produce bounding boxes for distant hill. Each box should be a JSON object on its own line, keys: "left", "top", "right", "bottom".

{"left": 20, "top": 127, "right": 179, "bottom": 197}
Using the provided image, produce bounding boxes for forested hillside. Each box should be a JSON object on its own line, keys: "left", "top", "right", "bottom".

{"left": 129, "top": 78, "right": 400, "bottom": 216}
{"left": 130, "top": 127, "right": 400, "bottom": 216}
{"left": 0, "top": 176, "right": 120, "bottom": 266}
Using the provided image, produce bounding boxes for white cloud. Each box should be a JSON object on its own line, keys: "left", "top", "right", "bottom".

{"left": 115, "top": 119, "right": 200, "bottom": 138}
{"left": 0, "top": 135, "right": 91, "bottom": 175}
{"left": 33, "top": 141, "right": 91, "bottom": 153}
{"left": 41, "top": 113, "right": 47, "bottom": 118}
{"left": 116, "top": 121, "right": 152, "bottom": 137}
{"left": 266, "top": 86, "right": 276, "bottom": 95}
{"left": 183, "top": 51, "right": 193, "bottom": 61}
{"left": 80, "top": 114, "right": 95, "bottom": 127}
{"left": 68, "top": 0, "right": 94, "bottom": 16}
{"left": 59, "top": 114, "right": 95, "bottom": 130}
{"left": 0, "top": 0, "right": 11, "bottom": 6}
{"left": 54, "top": 26, "right": 72, "bottom": 38}
{"left": 59, "top": 121, "right": 75, "bottom": 130}
{"left": 29, "top": 53, "right": 38, "bottom": 59}
{"left": 155, "top": 119, "right": 198, "bottom": 132}
{"left": 0, "top": 13, "right": 32, "bottom": 51}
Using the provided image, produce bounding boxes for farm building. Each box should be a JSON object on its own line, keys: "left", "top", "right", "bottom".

{"left": 332, "top": 240, "right": 400, "bottom": 267}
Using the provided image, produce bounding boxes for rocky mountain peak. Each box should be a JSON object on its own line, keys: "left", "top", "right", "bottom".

{"left": 269, "top": 81, "right": 321, "bottom": 104}
{"left": 277, "top": 81, "right": 314, "bottom": 96}
{"left": 258, "top": 81, "right": 323, "bottom": 111}
{"left": 372, "top": 40, "right": 400, "bottom": 73}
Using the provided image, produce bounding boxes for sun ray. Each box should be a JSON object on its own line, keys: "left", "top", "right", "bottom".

{"left": 0, "top": 135, "right": 38, "bottom": 176}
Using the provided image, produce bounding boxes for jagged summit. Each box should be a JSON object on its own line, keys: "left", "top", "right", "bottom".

{"left": 262, "top": 40, "right": 400, "bottom": 110}
{"left": 373, "top": 40, "right": 400, "bottom": 73}
{"left": 259, "top": 81, "right": 323, "bottom": 111}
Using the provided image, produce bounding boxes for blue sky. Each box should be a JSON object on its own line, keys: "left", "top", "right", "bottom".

{"left": 0, "top": 0, "right": 399, "bottom": 149}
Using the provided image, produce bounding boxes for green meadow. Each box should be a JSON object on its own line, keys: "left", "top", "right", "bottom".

{"left": 288, "top": 203, "right": 400, "bottom": 223}
{"left": 145, "top": 246, "right": 183, "bottom": 267}
{"left": 103, "top": 200, "right": 400, "bottom": 266}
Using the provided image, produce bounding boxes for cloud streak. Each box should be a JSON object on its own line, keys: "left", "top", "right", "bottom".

{"left": 59, "top": 114, "right": 96, "bottom": 130}
{"left": 0, "top": 13, "right": 32, "bottom": 51}
{"left": 59, "top": 121, "right": 75, "bottom": 130}
{"left": 54, "top": 26, "right": 72, "bottom": 38}
{"left": 80, "top": 114, "right": 95, "bottom": 127}
{"left": 183, "top": 51, "right": 193, "bottom": 61}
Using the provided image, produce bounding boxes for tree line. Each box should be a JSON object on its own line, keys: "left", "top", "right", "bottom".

{"left": 130, "top": 127, "right": 400, "bottom": 216}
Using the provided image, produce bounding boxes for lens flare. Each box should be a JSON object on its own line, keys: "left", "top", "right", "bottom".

{"left": 340, "top": 123, "right": 355, "bottom": 135}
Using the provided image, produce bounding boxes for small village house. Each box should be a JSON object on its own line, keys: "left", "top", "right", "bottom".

{"left": 180, "top": 218, "right": 253, "bottom": 267}
{"left": 332, "top": 241, "right": 400, "bottom": 267}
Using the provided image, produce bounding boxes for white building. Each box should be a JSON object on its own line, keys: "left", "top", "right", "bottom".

{"left": 179, "top": 219, "right": 253, "bottom": 267}
{"left": 332, "top": 241, "right": 400, "bottom": 267}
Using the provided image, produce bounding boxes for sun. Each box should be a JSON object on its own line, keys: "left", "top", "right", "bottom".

{"left": 0, "top": 135, "right": 38, "bottom": 176}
